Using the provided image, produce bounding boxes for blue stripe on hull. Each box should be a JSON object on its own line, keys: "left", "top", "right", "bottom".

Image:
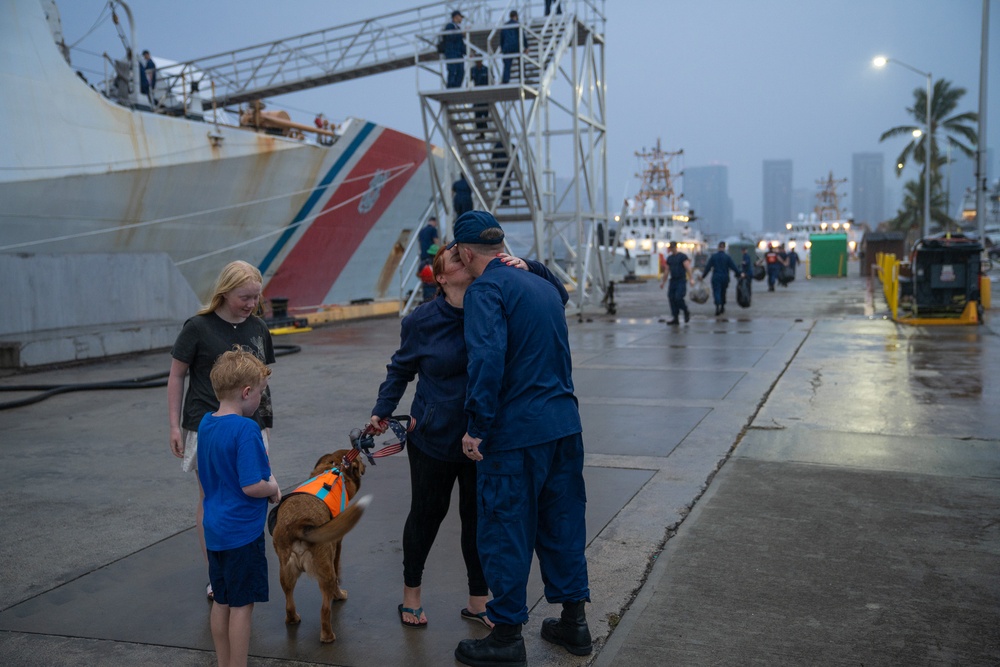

{"left": 258, "top": 122, "right": 377, "bottom": 274}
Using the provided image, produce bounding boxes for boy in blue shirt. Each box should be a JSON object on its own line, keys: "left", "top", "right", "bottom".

{"left": 198, "top": 348, "right": 280, "bottom": 667}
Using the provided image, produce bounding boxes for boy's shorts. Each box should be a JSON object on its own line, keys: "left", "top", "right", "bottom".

{"left": 207, "top": 532, "right": 269, "bottom": 607}
{"left": 183, "top": 428, "right": 269, "bottom": 473}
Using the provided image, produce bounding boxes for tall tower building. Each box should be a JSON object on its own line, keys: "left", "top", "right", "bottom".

{"left": 852, "top": 152, "right": 884, "bottom": 227}
{"left": 684, "top": 164, "right": 733, "bottom": 236}
{"left": 763, "top": 159, "right": 793, "bottom": 233}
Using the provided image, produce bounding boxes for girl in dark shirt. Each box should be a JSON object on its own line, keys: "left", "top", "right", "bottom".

{"left": 168, "top": 260, "right": 275, "bottom": 601}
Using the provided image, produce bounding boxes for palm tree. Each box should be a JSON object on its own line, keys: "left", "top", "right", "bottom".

{"left": 884, "top": 173, "right": 949, "bottom": 234}
{"left": 879, "top": 78, "right": 977, "bottom": 232}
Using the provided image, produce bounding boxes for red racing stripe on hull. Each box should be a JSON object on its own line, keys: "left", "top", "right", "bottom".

{"left": 264, "top": 128, "right": 427, "bottom": 307}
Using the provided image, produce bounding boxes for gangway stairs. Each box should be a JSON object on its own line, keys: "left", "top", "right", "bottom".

{"left": 417, "top": 1, "right": 611, "bottom": 316}
{"left": 151, "top": 0, "right": 609, "bottom": 316}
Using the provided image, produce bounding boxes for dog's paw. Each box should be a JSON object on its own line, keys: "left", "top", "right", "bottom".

{"left": 285, "top": 612, "right": 301, "bottom": 625}
{"left": 320, "top": 632, "right": 337, "bottom": 644}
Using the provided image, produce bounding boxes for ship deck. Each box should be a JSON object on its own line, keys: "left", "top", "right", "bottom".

{"left": 1, "top": 269, "right": 998, "bottom": 666}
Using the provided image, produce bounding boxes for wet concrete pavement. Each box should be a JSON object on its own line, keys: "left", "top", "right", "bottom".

{"left": 1, "top": 270, "right": 997, "bottom": 666}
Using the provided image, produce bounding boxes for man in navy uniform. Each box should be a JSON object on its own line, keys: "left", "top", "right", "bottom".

{"left": 500, "top": 10, "right": 523, "bottom": 84}
{"left": 702, "top": 241, "right": 742, "bottom": 315}
{"left": 450, "top": 211, "right": 592, "bottom": 666}
{"left": 139, "top": 49, "right": 156, "bottom": 105}
{"left": 442, "top": 10, "right": 466, "bottom": 88}
{"left": 659, "top": 241, "right": 692, "bottom": 325}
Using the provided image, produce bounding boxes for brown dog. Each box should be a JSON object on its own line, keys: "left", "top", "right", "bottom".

{"left": 271, "top": 449, "right": 370, "bottom": 643}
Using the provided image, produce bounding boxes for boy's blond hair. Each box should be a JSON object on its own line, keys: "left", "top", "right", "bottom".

{"left": 210, "top": 347, "right": 271, "bottom": 400}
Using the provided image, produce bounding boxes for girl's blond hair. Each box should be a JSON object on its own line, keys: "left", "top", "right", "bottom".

{"left": 198, "top": 260, "right": 264, "bottom": 316}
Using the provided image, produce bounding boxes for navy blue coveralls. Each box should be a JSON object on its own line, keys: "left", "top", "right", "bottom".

{"left": 665, "top": 251, "right": 690, "bottom": 320}
{"left": 500, "top": 18, "right": 523, "bottom": 83}
{"left": 702, "top": 250, "right": 741, "bottom": 307}
{"left": 417, "top": 222, "right": 439, "bottom": 301}
{"left": 452, "top": 176, "right": 473, "bottom": 217}
{"left": 442, "top": 21, "right": 466, "bottom": 88}
{"left": 764, "top": 249, "right": 780, "bottom": 290}
{"left": 463, "top": 258, "right": 590, "bottom": 626}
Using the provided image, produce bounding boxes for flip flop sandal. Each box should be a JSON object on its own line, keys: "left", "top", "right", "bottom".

{"left": 398, "top": 604, "right": 427, "bottom": 628}
{"left": 461, "top": 608, "right": 492, "bottom": 628}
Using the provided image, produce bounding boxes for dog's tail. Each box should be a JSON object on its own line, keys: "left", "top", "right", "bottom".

{"left": 300, "top": 495, "right": 372, "bottom": 545}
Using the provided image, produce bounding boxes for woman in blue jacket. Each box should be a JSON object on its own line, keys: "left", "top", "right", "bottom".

{"left": 371, "top": 245, "right": 561, "bottom": 629}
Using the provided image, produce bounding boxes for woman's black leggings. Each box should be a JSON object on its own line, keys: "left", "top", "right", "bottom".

{"left": 402, "top": 443, "right": 488, "bottom": 596}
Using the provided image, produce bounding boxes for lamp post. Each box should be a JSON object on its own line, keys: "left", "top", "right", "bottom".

{"left": 874, "top": 56, "right": 932, "bottom": 238}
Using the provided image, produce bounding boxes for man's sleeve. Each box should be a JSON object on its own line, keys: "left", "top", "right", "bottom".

{"left": 463, "top": 284, "right": 507, "bottom": 440}
{"left": 525, "top": 259, "right": 569, "bottom": 306}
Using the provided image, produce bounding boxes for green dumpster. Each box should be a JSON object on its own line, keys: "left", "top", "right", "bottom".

{"left": 809, "top": 233, "right": 848, "bottom": 277}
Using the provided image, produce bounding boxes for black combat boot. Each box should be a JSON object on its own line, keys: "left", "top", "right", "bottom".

{"left": 455, "top": 623, "right": 526, "bottom": 667}
{"left": 541, "top": 600, "right": 592, "bottom": 656}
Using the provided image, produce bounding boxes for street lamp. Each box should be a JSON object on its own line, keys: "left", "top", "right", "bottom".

{"left": 874, "top": 56, "right": 932, "bottom": 238}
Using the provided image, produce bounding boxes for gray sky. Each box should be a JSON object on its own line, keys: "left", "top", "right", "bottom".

{"left": 57, "top": 0, "right": 999, "bottom": 231}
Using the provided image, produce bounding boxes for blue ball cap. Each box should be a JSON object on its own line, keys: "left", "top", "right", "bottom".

{"left": 446, "top": 210, "right": 505, "bottom": 249}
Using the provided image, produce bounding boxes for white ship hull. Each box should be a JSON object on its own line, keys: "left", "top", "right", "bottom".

{"left": 1, "top": 0, "right": 433, "bottom": 309}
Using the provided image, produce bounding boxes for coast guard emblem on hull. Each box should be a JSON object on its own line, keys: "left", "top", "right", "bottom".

{"left": 358, "top": 169, "right": 389, "bottom": 214}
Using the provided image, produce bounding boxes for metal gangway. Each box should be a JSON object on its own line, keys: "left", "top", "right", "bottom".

{"left": 145, "top": 0, "right": 610, "bottom": 315}
{"left": 416, "top": 1, "right": 611, "bottom": 316}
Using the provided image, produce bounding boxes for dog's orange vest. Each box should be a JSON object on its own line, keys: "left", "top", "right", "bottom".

{"left": 290, "top": 467, "right": 350, "bottom": 518}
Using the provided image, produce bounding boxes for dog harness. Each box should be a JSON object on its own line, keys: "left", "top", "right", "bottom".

{"left": 266, "top": 466, "right": 350, "bottom": 536}
{"left": 289, "top": 466, "right": 350, "bottom": 518}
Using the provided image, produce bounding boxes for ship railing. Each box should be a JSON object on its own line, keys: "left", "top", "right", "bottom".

{"left": 418, "top": 0, "right": 603, "bottom": 91}
{"left": 163, "top": 2, "right": 460, "bottom": 109}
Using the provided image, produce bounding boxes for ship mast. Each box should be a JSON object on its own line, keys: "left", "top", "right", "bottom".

{"left": 814, "top": 171, "right": 848, "bottom": 222}
{"left": 633, "top": 139, "right": 684, "bottom": 214}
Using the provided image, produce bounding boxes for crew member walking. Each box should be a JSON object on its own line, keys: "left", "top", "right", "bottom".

{"left": 659, "top": 241, "right": 692, "bottom": 325}
{"left": 702, "top": 241, "right": 742, "bottom": 315}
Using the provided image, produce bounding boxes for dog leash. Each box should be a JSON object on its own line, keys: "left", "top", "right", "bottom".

{"left": 344, "top": 415, "right": 413, "bottom": 466}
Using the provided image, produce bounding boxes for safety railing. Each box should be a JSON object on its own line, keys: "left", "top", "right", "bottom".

{"left": 875, "top": 252, "right": 900, "bottom": 320}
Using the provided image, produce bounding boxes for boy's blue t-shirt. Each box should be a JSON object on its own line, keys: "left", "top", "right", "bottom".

{"left": 197, "top": 413, "right": 271, "bottom": 551}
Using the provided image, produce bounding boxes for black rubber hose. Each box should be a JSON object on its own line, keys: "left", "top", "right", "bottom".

{"left": 0, "top": 344, "right": 301, "bottom": 410}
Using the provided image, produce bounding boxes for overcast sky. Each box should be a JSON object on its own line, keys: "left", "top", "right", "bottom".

{"left": 56, "top": 0, "right": 999, "bottom": 231}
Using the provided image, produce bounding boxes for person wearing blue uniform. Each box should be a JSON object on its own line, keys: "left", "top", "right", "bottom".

{"left": 659, "top": 241, "right": 692, "bottom": 325}
{"left": 371, "top": 243, "right": 557, "bottom": 630}
{"left": 417, "top": 217, "right": 440, "bottom": 302}
{"left": 500, "top": 10, "right": 523, "bottom": 84}
{"left": 451, "top": 211, "right": 591, "bottom": 666}
{"left": 442, "top": 11, "right": 466, "bottom": 88}
{"left": 139, "top": 49, "right": 156, "bottom": 106}
{"left": 764, "top": 243, "right": 781, "bottom": 291}
{"left": 453, "top": 175, "right": 473, "bottom": 218}
{"left": 471, "top": 59, "right": 490, "bottom": 134}
{"left": 787, "top": 247, "right": 800, "bottom": 279}
{"left": 702, "top": 241, "right": 742, "bottom": 316}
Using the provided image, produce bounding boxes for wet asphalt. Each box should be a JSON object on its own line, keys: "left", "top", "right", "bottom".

{"left": 1, "top": 267, "right": 997, "bottom": 666}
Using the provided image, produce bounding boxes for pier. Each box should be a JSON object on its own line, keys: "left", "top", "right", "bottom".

{"left": 1, "top": 274, "right": 997, "bottom": 665}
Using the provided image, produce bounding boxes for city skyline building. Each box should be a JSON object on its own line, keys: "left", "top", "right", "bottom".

{"left": 685, "top": 164, "right": 734, "bottom": 237}
{"left": 791, "top": 188, "right": 813, "bottom": 220}
{"left": 852, "top": 152, "right": 884, "bottom": 228}
{"left": 762, "top": 159, "right": 793, "bottom": 233}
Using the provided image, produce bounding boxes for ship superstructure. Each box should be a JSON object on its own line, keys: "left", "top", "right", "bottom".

{"left": 611, "top": 140, "right": 705, "bottom": 279}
